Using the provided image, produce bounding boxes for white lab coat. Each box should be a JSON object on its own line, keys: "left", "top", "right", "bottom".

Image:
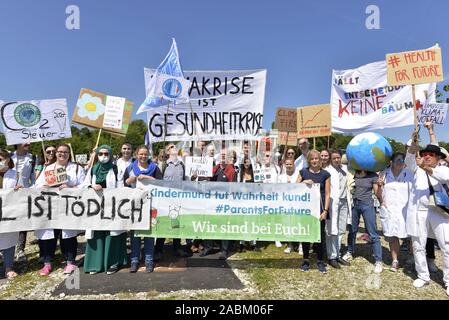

{"left": 82, "top": 166, "right": 125, "bottom": 239}
{"left": 0, "top": 169, "right": 20, "bottom": 250}
{"left": 379, "top": 167, "right": 413, "bottom": 239}
{"left": 277, "top": 171, "right": 299, "bottom": 183}
{"left": 405, "top": 152, "right": 449, "bottom": 241}
{"left": 116, "top": 158, "right": 132, "bottom": 183}
{"left": 33, "top": 162, "right": 86, "bottom": 240}
{"left": 325, "top": 165, "right": 353, "bottom": 236}
{"left": 294, "top": 154, "right": 308, "bottom": 173}
{"left": 11, "top": 152, "right": 35, "bottom": 187}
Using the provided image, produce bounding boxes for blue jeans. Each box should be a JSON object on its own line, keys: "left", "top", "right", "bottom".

{"left": 347, "top": 200, "right": 382, "bottom": 262}
{"left": 1, "top": 246, "right": 15, "bottom": 269}
{"left": 130, "top": 232, "right": 154, "bottom": 265}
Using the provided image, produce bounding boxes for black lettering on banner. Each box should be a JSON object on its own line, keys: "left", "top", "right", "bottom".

{"left": 131, "top": 199, "right": 144, "bottom": 223}
{"left": 164, "top": 113, "right": 174, "bottom": 137}
{"left": 87, "top": 198, "right": 100, "bottom": 217}
{"left": 230, "top": 77, "right": 241, "bottom": 94}
{"left": 201, "top": 77, "right": 211, "bottom": 95}
{"left": 242, "top": 77, "right": 254, "bottom": 94}
{"left": 213, "top": 77, "right": 222, "bottom": 95}
{"left": 246, "top": 112, "right": 254, "bottom": 131}
{"left": 176, "top": 113, "right": 187, "bottom": 135}
{"left": 32, "top": 195, "right": 46, "bottom": 218}
{"left": 42, "top": 191, "right": 59, "bottom": 220}
{"left": 61, "top": 195, "right": 77, "bottom": 216}
{"left": 118, "top": 199, "right": 130, "bottom": 220}
{"left": 0, "top": 198, "right": 16, "bottom": 221}
{"left": 71, "top": 200, "right": 85, "bottom": 217}
{"left": 149, "top": 113, "right": 162, "bottom": 137}
{"left": 189, "top": 77, "right": 200, "bottom": 96}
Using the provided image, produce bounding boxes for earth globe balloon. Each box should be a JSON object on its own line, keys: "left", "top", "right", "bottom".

{"left": 346, "top": 132, "right": 393, "bottom": 172}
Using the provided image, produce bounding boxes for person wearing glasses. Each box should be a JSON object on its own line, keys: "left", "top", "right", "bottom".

{"left": 285, "top": 148, "right": 296, "bottom": 161}
{"left": 34, "top": 144, "right": 86, "bottom": 276}
{"left": 406, "top": 130, "right": 449, "bottom": 296}
{"left": 83, "top": 145, "right": 127, "bottom": 275}
{"left": 376, "top": 152, "right": 413, "bottom": 272}
{"left": 34, "top": 145, "right": 57, "bottom": 181}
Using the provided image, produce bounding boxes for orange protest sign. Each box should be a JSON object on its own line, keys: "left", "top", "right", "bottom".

{"left": 275, "top": 108, "right": 297, "bottom": 132}
{"left": 297, "top": 104, "right": 332, "bottom": 138}
{"left": 386, "top": 47, "right": 443, "bottom": 85}
{"left": 44, "top": 167, "right": 68, "bottom": 186}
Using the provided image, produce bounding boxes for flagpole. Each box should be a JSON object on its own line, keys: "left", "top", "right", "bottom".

{"left": 411, "top": 84, "right": 420, "bottom": 143}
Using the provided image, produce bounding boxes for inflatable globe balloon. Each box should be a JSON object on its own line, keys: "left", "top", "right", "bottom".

{"left": 346, "top": 132, "right": 393, "bottom": 172}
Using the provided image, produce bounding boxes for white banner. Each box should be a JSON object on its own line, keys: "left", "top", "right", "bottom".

{"left": 417, "top": 103, "right": 448, "bottom": 125}
{"left": 0, "top": 188, "right": 149, "bottom": 233}
{"left": 144, "top": 69, "right": 266, "bottom": 142}
{"left": 0, "top": 99, "right": 72, "bottom": 145}
{"left": 331, "top": 61, "right": 436, "bottom": 133}
{"left": 185, "top": 156, "right": 213, "bottom": 178}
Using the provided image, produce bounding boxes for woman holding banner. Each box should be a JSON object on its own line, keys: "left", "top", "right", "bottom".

{"left": 34, "top": 144, "right": 86, "bottom": 276}
{"left": 124, "top": 145, "right": 162, "bottom": 273}
{"left": 0, "top": 149, "right": 23, "bottom": 279}
{"left": 34, "top": 145, "right": 57, "bottom": 181}
{"left": 296, "top": 150, "right": 331, "bottom": 273}
{"left": 83, "top": 145, "right": 127, "bottom": 275}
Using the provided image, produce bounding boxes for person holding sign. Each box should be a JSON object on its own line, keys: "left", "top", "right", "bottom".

{"left": 83, "top": 145, "right": 126, "bottom": 275}
{"left": 34, "top": 144, "right": 86, "bottom": 276}
{"left": 0, "top": 149, "right": 23, "bottom": 279}
{"left": 124, "top": 145, "right": 162, "bottom": 273}
{"left": 296, "top": 150, "right": 331, "bottom": 274}
{"left": 34, "top": 145, "right": 57, "bottom": 181}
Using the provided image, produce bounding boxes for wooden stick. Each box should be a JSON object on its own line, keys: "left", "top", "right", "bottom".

{"left": 67, "top": 143, "right": 75, "bottom": 163}
{"left": 95, "top": 128, "right": 102, "bottom": 149}
{"left": 41, "top": 140, "right": 47, "bottom": 164}
{"left": 411, "top": 84, "right": 420, "bottom": 143}
{"left": 282, "top": 131, "right": 290, "bottom": 159}
{"left": 313, "top": 137, "right": 316, "bottom": 150}
{"left": 327, "top": 136, "right": 330, "bottom": 149}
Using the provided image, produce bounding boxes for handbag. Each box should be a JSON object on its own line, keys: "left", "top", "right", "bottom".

{"left": 426, "top": 173, "right": 449, "bottom": 216}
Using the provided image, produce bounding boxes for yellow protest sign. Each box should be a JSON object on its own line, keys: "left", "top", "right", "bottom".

{"left": 386, "top": 47, "right": 443, "bottom": 85}
{"left": 275, "top": 107, "right": 297, "bottom": 132}
{"left": 72, "top": 88, "right": 134, "bottom": 136}
{"left": 297, "top": 104, "right": 332, "bottom": 138}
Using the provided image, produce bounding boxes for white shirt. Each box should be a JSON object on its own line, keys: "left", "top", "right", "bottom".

{"left": 11, "top": 152, "right": 34, "bottom": 187}
{"left": 277, "top": 171, "right": 299, "bottom": 183}
{"left": 0, "top": 169, "right": 20, "bottom": 250}
{"left": 294, "top": 154, "right": 308, "bottom": 173}
{"left": 116, "top": 158, "right": 133, "bottom": 183}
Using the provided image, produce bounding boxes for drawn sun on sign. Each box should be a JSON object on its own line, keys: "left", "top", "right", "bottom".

{"left": 76, "top": 93, "right": 105, "bottom": 121}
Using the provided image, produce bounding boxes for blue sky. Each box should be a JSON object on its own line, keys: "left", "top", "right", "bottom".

{"left": 1, "top": 0, "right": 449, "bottom": 144}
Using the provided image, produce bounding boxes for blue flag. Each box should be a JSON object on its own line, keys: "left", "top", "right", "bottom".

{"left": 137, "top": 38, "right": 190, "bottom": 114}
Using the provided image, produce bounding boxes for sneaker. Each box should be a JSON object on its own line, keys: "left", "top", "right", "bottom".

{"left": 6, "top": 270, "right": 18, "bottom": 279}
{"left": 298, "top": 245, "right": 303, "bottom": 255}
{"left": 275, "top": 241, "right": 282, "bottom": 248}
{"left": 145, "top": 264, "right": 154, "bottom": 273}
{"left": 329, "top": 259, "right": 340, "bottom": 269}
{"left": 413, "top": 278, "right": 429, "bottom": 288}
{"left": 337, "top": 257, "right": 351, "bottom": 266}
{"left": 16, "top": 250, "right": 27, "bottom": 263}
{"left": 300, "top": 260, "right": 310, "bottom": 272}
{"left": 317, "top": 261, "right": 327, "bottom": 273}
{"left": 390, "top": 260, "right": 399, "bottom": 272}
{"left": 427, "top": 258, "right": 438, "bottom": 273}
{"left": 374, "top": 261, "right": 383, "bottom": 274}
{"left": 39, "top": 263, "right": 52, "bottom": 276}
{"left": 63, "top": 264, "right": 77, "bottom": 275}
{"left": 89, "top": 271, "right": 98, "bottom": 275}
{"left": 130, "top": 262, "right": 139, "bottom": 273}
{"left": 106, "top": 265, "right": 119, "bottom": 275}
{"left": 342, "top": 252, "right": 353, "bottom": 262}
{"left": 284, "top": 245, "right": 293, "bottom": 254}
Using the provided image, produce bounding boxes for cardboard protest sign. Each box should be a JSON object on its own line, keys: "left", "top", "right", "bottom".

{"left": 386, "top": 46, "right": 443, "bottom": 86}
{"left": 0, "top": 99, "right": 71, "bottom": 146}
{"left": 72, "top": 88, "right": 133, "bottom": 136}
{"left": 253, "top": 167, "right": 272, "bottom": 183}
{"left": 137, "top": 180, "right": 321, "bottom": 242}
{"left": 297, "top": 104, "right": 332, "bottom": 138}
{"left": 75, "top": 154, "right": 88, "bottom": 164}
{"left": 277, "top": 131, "right": 298, "bottom": 146}
{"left": 144, "top": 69, "right": 266, "bottom": 142}
{"left": 0, "top": 188, "right": 150, "bottom": 232}
{"left": 185, "top": 156, "right": 213, "bottom": 177}
{"left": 417, "top": 103, "right": 448, "bottom": 125}
{"left": 44, "top": 166, "right": 68, "bottom": 186}
{"left": 331, "top": 60, "right": 436, "bottom": 132}
{"left": 275, "top": 108, "right": 297, "bottom": 132}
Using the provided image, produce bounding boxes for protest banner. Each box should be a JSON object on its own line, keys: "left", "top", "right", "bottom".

{"left": 75, "top": 154, "right": 88, "bottom": 165}
{"left": 297, "top": 104, "right": 332, "bottom": 138}
{"left": 253, "top": 167, "right": 273, "bottom": 183}
{"left": 44, "top": 166, "right": 68, "bottom": 186}
{"left": 144, "top": 69, "right": 266, "bottom": 142}
{"left": 275, "top": 108, "right": 297, "bottom": 132}
{"left": 417, "top": 103, "right": 448, "bottom": 125}
{"left": 277, "top": 131, "right": 298, "bottom": 146}
{"left": 136, "top": 180, "right": 321, "bottom": 242}
{"left": 185, "top": 156, "right": 213, "bottom": 178}
{"left": 331, "top": 60, "right": 436, "bottom": 132}
{"left": 72, "top": 88, "right": 133, "bottom": 136}
{"left": 0, "top": 188, "right": 149, "bottom": 233}
{"left": 386, "top": 46, "right": 443, "bottom": 86}
{"left": 0, "top": 99, "right": 71, "bottom": 146}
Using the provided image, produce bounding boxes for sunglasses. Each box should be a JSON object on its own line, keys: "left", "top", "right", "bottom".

{"left": 46, "top": 150, "right": 56, "bottom": 154}
{"left": 98, "top": 152, "right": 110, "bottom": 156}
{"left": 57, "top": 151, "right": 69, "bottom": 154}
{"left": 422, "top": 152, "right": 436, "bottom": 157}
{"left": 287, "top": 152, "right": 294, "bottom": 155}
